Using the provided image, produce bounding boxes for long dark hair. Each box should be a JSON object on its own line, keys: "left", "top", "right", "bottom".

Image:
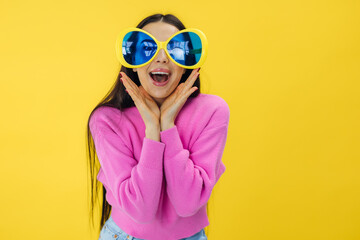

{"left": 86, "top": 13, "right": 208, "bottom": 236}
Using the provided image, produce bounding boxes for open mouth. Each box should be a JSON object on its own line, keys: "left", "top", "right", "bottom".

{"left": 149, "top": 72, "right": 170, "bottom": 83}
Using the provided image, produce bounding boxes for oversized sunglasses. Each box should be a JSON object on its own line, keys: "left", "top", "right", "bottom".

{"left": 115, "top": 27, "right": 208, "bottom": 69}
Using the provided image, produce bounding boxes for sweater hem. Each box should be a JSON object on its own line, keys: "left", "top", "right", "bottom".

{"left": 110, "top": 206, "right": 210, "bottom": 240}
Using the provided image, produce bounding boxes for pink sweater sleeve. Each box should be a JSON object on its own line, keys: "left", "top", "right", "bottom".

{"left": 159, "top": 102, "right": 230, "bottom": 217}
{"left": 90, "top": 114, "right": 165, "bottom": 223}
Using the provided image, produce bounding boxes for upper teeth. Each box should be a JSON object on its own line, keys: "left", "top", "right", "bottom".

{"left": 151, "top": 72, "right": 169, "bottom": 75}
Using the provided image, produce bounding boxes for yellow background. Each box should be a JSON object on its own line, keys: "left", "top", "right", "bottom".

{"left": 1, "top": 0, "right": 359, "bottom": 239}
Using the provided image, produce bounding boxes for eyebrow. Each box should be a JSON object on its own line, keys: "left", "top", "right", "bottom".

{"left": 140, "top": 39, "right": 155, "bottom": 44}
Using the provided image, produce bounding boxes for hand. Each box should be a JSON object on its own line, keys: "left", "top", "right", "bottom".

{"left": 120, "top": 72, "right": 160, "bottom": 127}
{"left": 160, "top": 68, "right": 199, "bottom": 131}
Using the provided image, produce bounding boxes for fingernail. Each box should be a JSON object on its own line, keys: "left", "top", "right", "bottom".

{"left": 119, "top": 72, "right": 122, "bottom": 77}
{"left": 197, "top": 67, "right": 201, "bottom": 72}
{"left": 125, "top": 89, "right": 128, "bottom": 92}
{"left": 120, "top": 78, "right": 123, "bottom": 83}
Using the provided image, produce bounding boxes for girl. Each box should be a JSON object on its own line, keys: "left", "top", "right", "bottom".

{"left": 87, "top": 13, "right": 230, "bottom": 240}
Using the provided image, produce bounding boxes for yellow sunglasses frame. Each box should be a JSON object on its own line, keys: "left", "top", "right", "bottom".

{"left": 115, "top": 27, "right": 208, "bottom": 69}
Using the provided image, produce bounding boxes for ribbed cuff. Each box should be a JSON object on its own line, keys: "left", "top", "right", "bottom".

{"left": 138, "top": 137, "right": 165, "bottom": 170}
{"left": 160, "top": 126, "right": 184, "bottom": 157}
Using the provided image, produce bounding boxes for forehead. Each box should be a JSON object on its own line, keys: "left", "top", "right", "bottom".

{"left": 142, "top": 22, "right": 179, "bottom": 42}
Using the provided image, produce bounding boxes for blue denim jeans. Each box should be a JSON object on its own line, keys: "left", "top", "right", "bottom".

{"left": 98, "top": 215, "right": 207, "bottom": 240}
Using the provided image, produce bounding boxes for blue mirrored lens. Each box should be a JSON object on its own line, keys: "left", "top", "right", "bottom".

{"left": 122, "top": 31, "right": 157, "bottom": 66}
{"left": 167, "top": 32, "right": 202, "bottom": 66}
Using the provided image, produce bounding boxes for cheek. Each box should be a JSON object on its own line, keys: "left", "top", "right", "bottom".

{"left": 137, "top": 70, "right": 149, "bottom": 84}
{"left": 140, "top": 72, "right": 148, "bottom": 79}
{"left": 175, "top": 70, "right": 185, "bottom": 83}
{"left": 173, "top": 68, "right": 185, "bottom": 79}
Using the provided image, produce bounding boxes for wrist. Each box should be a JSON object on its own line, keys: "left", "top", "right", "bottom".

{"left": 145, "top": 124, "right": 160, "bottom": 141}
{"left": 145, "top": 123, "right": 160, "bottom": 132}
{"left": 161, "top": 121, "right": 175, "bottom": 131}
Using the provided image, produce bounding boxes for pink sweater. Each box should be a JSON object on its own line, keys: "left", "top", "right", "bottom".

{"left": 89, "top": 93, "right": 230, "bottom": 240}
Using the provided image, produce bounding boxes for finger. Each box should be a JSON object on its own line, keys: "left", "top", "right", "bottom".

{"left": 120, "top": 72, "right": 140, "bottom": 93}
{"left": 181, "top": 86, "right": 198, "bottom": 102}
{"left": 173, "top": 86, "right": 198, "bottom": 113}
{"left": 120, "top": 74, "right": 142, "bottom": 101}
{"left": 120, "top": 72, "right": 136, "bottom": 90}
{"left": 124, "top": 73, "right": 139, "bottom": 89}
{"left": 127, "top": 89, "right": 151, "bottom": 119}
{"left": 186, "top": 69, "right": 198, "bottom": 83}
{"left": 184, "top": 69, "right": 199, "bottom": 88}
{"left": 125, "top": 88, "right": 139, "bottom": 105}
{"left": 119, "top": 73, "right": 133, "bottom": 92}
{"left": 172, "top": 85, "right": 196, "bottom": 108}
{"left": 181, "top": 71, "right": 199, "bottom": 95}
{"left": 173, "top": 83, "right": 185, "bottom": 98}
{"left": 126, "top": 85, "right": 142, "bottom": 103}
{"left": 138, "top": 86, "right": 152, "bottom": 100}
{"left": 138, "top": 86, "right": 160, "bottom": 111}
{"left": 176, "top": 83, "right": 185, "bottom": 92}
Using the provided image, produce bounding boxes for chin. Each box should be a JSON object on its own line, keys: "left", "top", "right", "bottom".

{"left": 150, "top": 91, "right": 169, "bottom": 99}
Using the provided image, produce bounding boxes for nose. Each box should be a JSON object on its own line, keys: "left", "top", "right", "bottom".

{"left": 154, "top": 49, "right": 169, "bottom": 64}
